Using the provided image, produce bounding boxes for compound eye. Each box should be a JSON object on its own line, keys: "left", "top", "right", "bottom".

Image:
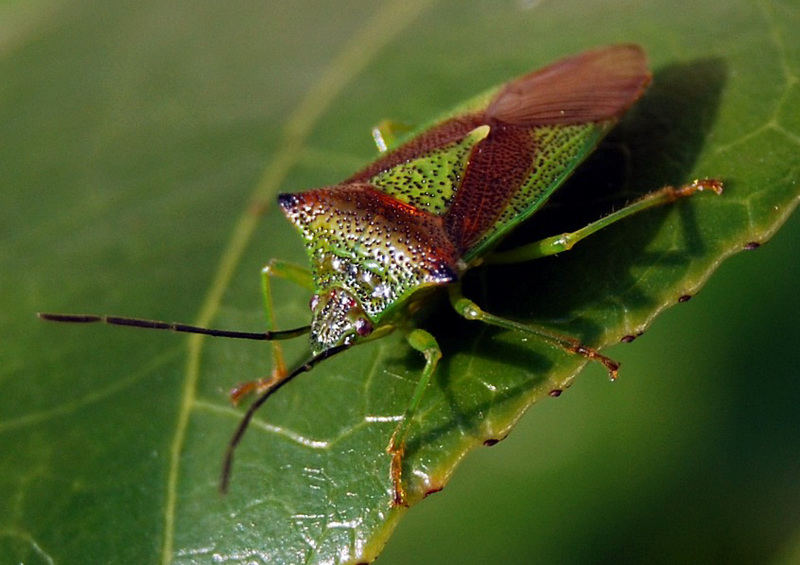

{"left": 309, "top": 294, "right": 320, "bottom": 311}
{"left": 354, "top": 317, "right": 373, "bottom": 337}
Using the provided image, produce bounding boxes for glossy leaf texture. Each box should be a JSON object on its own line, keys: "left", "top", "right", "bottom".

{"left": 4, "top": 1, "right": 800, "bottom": 564}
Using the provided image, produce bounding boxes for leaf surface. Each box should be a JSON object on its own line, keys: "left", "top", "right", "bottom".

{"left": 3, "top": 1, "right": 800, "bottom": 563}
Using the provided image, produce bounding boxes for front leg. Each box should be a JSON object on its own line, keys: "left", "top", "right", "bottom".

{"left": 387, "top": 328, "right": 442, "bottom": 506}
{"left": 228, "top": 258, "right": 314, "bottom": 404}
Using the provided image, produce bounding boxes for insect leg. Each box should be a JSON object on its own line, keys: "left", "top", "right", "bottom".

{"left": 387, "top": 328, "right": 442, "bottom": 507}
{"left": 229, "top": 259, "right": 314, "bottom": 405}
{"left": 487, "top": 179, "right": 723, "bottom": 264}
{"left": 449, "top": 285, "right": 619, "bottom": 379}
{"left": 371, "top": 119, "right": 413, "bottom": 153}
{"left": 261, "top": 259, "right": 314, "bottom": 377}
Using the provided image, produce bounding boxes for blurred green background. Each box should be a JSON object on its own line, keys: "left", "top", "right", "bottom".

{"left": 2, "top": 0, "right": 799, "bottom": 563}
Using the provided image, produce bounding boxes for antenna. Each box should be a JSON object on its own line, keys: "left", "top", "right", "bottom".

{"left": 38, "top": 310, "right": 334, "bottom": 494}
{"left": 219, "top": 343, "right": 350, "bottom": 493}
{"left": 37, "top": 312, "right": 310, "bottom": 341}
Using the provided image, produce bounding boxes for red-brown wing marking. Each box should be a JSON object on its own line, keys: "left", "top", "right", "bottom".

{"left": 443, "top": 124, "right": 537, "bottom": 254}
{"left": 487, "top": 44, "right": 650, "bottom": 126}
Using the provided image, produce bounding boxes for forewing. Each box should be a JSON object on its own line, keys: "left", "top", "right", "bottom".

{"left": 338, "top": 45, "right": 651, "bottom": 261}
{"left": 447, "top": 45, "right": 651, "bottom": 258}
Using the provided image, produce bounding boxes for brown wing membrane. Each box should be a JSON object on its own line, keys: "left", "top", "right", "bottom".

{"left": 487, "top": 44, "right": 650, "bottom": 126}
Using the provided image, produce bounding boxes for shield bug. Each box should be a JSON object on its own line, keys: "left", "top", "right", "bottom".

{"left": 39, "top": 44, "right": 722, "bottom": 506}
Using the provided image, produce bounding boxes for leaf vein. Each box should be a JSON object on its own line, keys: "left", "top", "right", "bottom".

{"left": 159, "top": 1, "right": 435, "bottom": 561}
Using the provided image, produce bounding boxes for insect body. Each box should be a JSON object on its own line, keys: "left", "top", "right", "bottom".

{"left": 40, "top": 44, "right": 722, "bottom": 506}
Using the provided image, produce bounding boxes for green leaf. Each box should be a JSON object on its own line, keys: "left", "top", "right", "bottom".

{"left": 4, "top": 1, "right": 800, "bottom": 564}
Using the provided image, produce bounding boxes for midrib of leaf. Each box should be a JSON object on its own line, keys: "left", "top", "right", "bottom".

{"left": 158, "top": 1, "right": 436, "bottom": 562}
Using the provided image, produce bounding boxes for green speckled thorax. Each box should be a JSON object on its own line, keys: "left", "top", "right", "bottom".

{"left": 279, "top": 81, "right": 620, "bottom": 353}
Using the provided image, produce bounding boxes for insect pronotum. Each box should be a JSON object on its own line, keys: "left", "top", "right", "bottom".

{"left": 39, "top": 44, "right": 722, "bottom": 506}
